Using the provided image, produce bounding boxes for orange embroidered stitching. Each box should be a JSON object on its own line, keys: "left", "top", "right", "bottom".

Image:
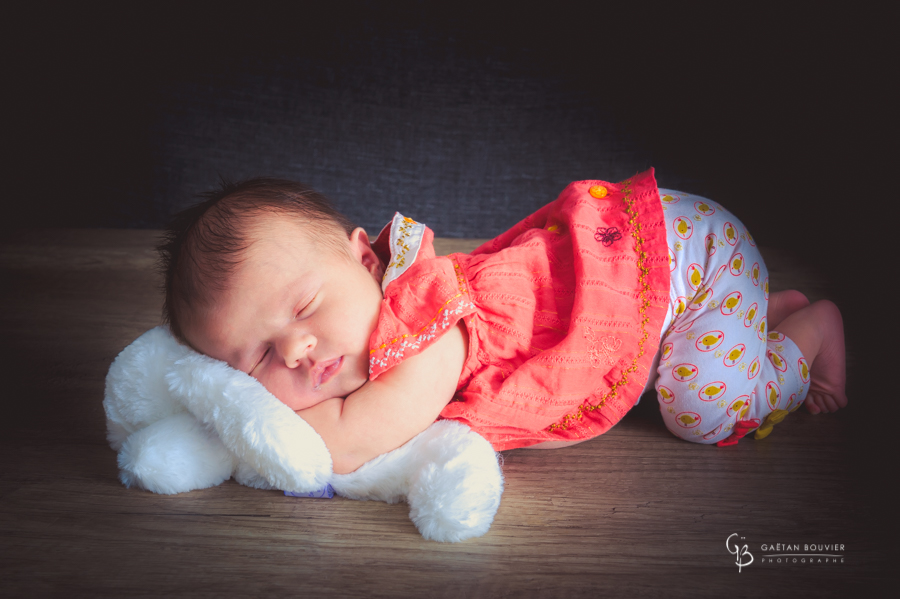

{"left": 452, "top": 258, "right": 468, "bottom": 295}
{"left": 371, "top": 257, "right": 472, "bottom": 356}
{"left": 370, "top": 293, "right": 463, "bottom": 355}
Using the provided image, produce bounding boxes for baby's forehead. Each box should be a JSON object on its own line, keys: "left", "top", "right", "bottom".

{"left": 239, "top": 215, "right": 350, "bottom": 274}
{"left": 244, "top": 210, "right": 309, "bottom": 236}
{"left": 244, "top": 210, "right": 341, "bottom": 245}
{"left": 244, "top": 212, "right": 354, "bottom": 264}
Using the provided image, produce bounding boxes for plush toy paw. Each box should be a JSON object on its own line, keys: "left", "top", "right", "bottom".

{"left": 104, "top": 326, "right": 190, "bottom": 450}
{"left": 332, "top": 420, "right": 504, "bottom": 542}
{"left": 117, "top": 412, "right": 235, "bottom": 494}
{"left": 405, "top": 421, "right": 503, "bottom": 542}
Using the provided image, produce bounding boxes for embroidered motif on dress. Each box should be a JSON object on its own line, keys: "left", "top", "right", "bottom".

{"left": 583, "top": 326, "right": 623, "bottom": 367}
{"left": 594, "top": 226, "right": 622, "bottom": 246}
{"left": 369, "top": 296, "right": 475, "bottom": 374}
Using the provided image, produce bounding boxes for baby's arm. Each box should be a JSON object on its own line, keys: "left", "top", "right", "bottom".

{"left": 296, "top": 321, "right": 469, "bottom": 474}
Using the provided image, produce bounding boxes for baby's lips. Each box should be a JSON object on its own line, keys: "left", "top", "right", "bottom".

{"left": 309, "top": 359, "right": 326, "bottom": 388}
{"left": 310, "top": 357, "right": 342, "bottom": 388}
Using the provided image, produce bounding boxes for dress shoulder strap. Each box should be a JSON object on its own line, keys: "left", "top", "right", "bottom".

{"left": 371, "top": 213, "right": 435, "bottom": 291}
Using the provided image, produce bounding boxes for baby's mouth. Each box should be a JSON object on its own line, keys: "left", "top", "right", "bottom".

{"left": 311, "top": 357, "right": 343, "bottom": 391}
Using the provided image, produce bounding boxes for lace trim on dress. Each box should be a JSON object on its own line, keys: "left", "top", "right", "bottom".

{"left": 381, "top": 213, "right": 426, "bottom": 292}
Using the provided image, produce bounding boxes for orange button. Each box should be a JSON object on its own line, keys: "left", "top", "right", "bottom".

{"left": 589, "top": 185, "right": 608, "bottom": 199}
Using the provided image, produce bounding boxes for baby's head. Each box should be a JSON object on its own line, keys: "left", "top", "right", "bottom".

{"left": 159, "top": 178, "right": 386, "bottom": 410}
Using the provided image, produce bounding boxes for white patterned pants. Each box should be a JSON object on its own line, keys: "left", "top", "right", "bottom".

{"left": 652, "top": 189, "right": 811, "bottom": 445}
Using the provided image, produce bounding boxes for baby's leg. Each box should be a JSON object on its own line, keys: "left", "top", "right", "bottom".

{"left": 771, "top": 300, "right": 847, "bottom": 414}
{"left": 654, "top": 190, "right": 770, "bottom": 443}
{"left": 654, "top": 189, "right": 827, "bottom": 444}
{"left": 767, "top": 290, "right": 810, "bottom": 328}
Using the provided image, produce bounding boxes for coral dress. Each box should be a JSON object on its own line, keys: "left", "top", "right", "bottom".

{"left": 368, "top": 169, "right": 671, "bottom": 451}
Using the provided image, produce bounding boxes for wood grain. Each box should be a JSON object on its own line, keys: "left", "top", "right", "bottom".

{"left": 0, "top": 230, "right": 886, "bottom": 597}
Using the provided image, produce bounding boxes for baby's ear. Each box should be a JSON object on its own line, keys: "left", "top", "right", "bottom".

{"left": 349, "top": 227, "right": 384, "bottom": 279}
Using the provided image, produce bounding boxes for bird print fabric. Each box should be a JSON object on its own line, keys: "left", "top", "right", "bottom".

{"left": 654, "top": 189, "right": 810, "bottom": 445}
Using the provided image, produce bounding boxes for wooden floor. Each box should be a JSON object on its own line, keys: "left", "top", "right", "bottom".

{"left": 0, "top": 230, "right": 889, "bottom": 597}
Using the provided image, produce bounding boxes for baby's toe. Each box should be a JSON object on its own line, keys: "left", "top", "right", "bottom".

{"left": 805, "top": 394, "right": 823, "bottom": 414}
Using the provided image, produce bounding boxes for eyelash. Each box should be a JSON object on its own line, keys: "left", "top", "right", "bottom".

{"left": 252, "top": 348, "right": 270, "bottom": 373}
{"left": 295, "top": 294, "right": 316, "bottom": 319}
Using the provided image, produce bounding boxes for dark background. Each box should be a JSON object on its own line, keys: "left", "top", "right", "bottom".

{"left": 10, "top": 3, "right": 890, "bottom": 246}
{"left": 6, "top": 0, "right": 893, "bottom": 561}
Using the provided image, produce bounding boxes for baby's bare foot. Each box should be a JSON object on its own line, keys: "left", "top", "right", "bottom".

{"left": 773, "top": 300, "right": 848, "bottom": 415}
{"left": 768, "top": 290, "right": 810, "bottom": 329}
{"left": 804, "top": 301, "right": 848, "bottom": 414}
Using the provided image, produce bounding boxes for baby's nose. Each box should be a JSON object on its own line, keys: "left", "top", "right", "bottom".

{"left": 280, "top": 331, "right": 316, "bottom": 369}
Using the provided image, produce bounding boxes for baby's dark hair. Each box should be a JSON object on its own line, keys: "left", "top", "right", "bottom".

{"left": 158, "top": 177, "right": 357, "bottom": 343}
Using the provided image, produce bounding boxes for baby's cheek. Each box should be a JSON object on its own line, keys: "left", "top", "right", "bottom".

{"left": 254, "top": 369, "right": 291, "bottom": 407}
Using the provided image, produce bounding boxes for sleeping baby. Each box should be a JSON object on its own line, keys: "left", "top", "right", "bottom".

{"left": 158, "top": 169, "right": 847, "bottom": 473}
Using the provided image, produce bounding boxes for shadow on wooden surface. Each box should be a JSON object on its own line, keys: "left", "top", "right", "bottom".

{"left": 0, "top": 230, "right": 888, "bottom": 597}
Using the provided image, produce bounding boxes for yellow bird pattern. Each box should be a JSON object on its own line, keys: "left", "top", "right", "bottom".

{"left": 690, "top": 268, "right": 702, "bottom": 287}
{"left": 700, "top": 334, "right": 720, "bottom": 348}
{"left": 674, "top": 365, "right": 697, "bottom": 379}
{"left": 701, "top": 384, "right": 724, "bottom": 399}
{"left": 677, "top": 413, "right": 700, "bottom": 427}
{"left": 724, "top": 296, "right": 740, "bottom": 311}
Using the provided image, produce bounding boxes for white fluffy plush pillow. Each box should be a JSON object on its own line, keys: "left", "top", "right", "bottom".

{"left": 104, "top": 326, "right": 504, "bottom": 542}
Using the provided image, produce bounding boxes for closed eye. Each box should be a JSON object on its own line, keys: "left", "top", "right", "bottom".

{"left": 295, "top": 294, "right": 317, "bottom": 319}
{"left": 250, "top": 347, "right": 270, "bottom": 375}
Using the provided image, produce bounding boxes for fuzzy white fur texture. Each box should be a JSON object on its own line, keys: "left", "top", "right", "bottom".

{"left": 104, "top": 326, "right": 504, "bottom": 542}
